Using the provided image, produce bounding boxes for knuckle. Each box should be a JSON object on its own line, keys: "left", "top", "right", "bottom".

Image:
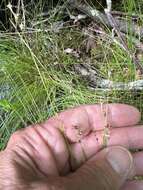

{"left": 7, "top": 130, "right": 24, "bottom": 148}
{"left": 9, "top": 131, "right": 21, "bottom": 142}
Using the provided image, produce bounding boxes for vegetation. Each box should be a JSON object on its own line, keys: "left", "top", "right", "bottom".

{"left": 0, "top": 0, "right": 143, "bottom": 149}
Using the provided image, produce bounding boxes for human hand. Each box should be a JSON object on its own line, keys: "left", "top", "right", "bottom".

{"left": 0, "top": 104, "right": 142, "bottom": 190}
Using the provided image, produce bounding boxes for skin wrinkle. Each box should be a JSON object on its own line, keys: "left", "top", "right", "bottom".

{"left": 12, "top": 149, "right": 38, "bottom": 180}
{"left": 38, "top": 124, "right": 57, "bottom": 142}
{"left": 84, "top": 104, "right": 107, "bottom": 130}
{"left": 60, "top": 157, "right": 70, "bottom": 176}
{"left": 2, "top": 150, "right": 38, "bottom": 188}
{"left": 26, "top": 126, "right": 49, "bottom": 150}
{"left": 37, "top": 123, "right": 70, "bottom": 175}
{"left": 60, "top": 130, "right": 74, "bottom": 173}
{"left": 52, "top": 135, "right": 69, "bottom": 175}
{"left": 22, "top": 135, "right": 38, "bottom": 152}
{"left": 34, "top": 125, "right": 52, "bottom": 147}
{"left": 47, "top": 118, "right": 66, "bottom": 132}
{"left": 13, "top": 146, "right": 36, "bottom": 173}
{"left": 123, "top": 128, "right": 131, "bottom": 149}
{"left": 24, "top": 127, "right": 59, "bottom": 176}
{"left": 84, "top": 106, "right": 96, "bottom": 131}
{"left": 71, "top": 142, "right": 86, "bottom": 170}
{"left": 56, "top": 134, "right": 71, "bottom": 175}
{"left": 37, "top": 124, "right": 58, "bottom": 147}
{"left": 82, "top": 106, "right": 91, "bottom": 135}
{"left": 15, "top": 137, "right": 45, "bottom": 178}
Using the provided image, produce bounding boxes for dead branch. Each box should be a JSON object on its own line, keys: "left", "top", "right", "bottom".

{"left": 74, "top": 63, "right": 143, "bottom": 90}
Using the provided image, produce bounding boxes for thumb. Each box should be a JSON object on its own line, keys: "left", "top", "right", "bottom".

{"left": 65, "top": 146, "right": 133, "bottom": 190}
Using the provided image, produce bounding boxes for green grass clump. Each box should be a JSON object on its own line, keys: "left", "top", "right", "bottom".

{"left": 0, "top": 29, "right": 98, "bottom": 148}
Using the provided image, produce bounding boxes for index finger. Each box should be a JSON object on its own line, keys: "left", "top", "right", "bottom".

{"left": 48, "top": 104, "right": 141, "bottom": 142}
{"left": 84, "top": 103, "right": 141, "bottom": 129}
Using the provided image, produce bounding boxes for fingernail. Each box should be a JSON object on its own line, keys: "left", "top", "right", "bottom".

{"left": 106, "top": 146, "right": 133, "bottom": 176}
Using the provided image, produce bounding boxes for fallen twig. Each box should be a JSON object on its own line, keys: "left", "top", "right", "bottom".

{"left": 74, "top": 63, "right": 143, "bottom": 90}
